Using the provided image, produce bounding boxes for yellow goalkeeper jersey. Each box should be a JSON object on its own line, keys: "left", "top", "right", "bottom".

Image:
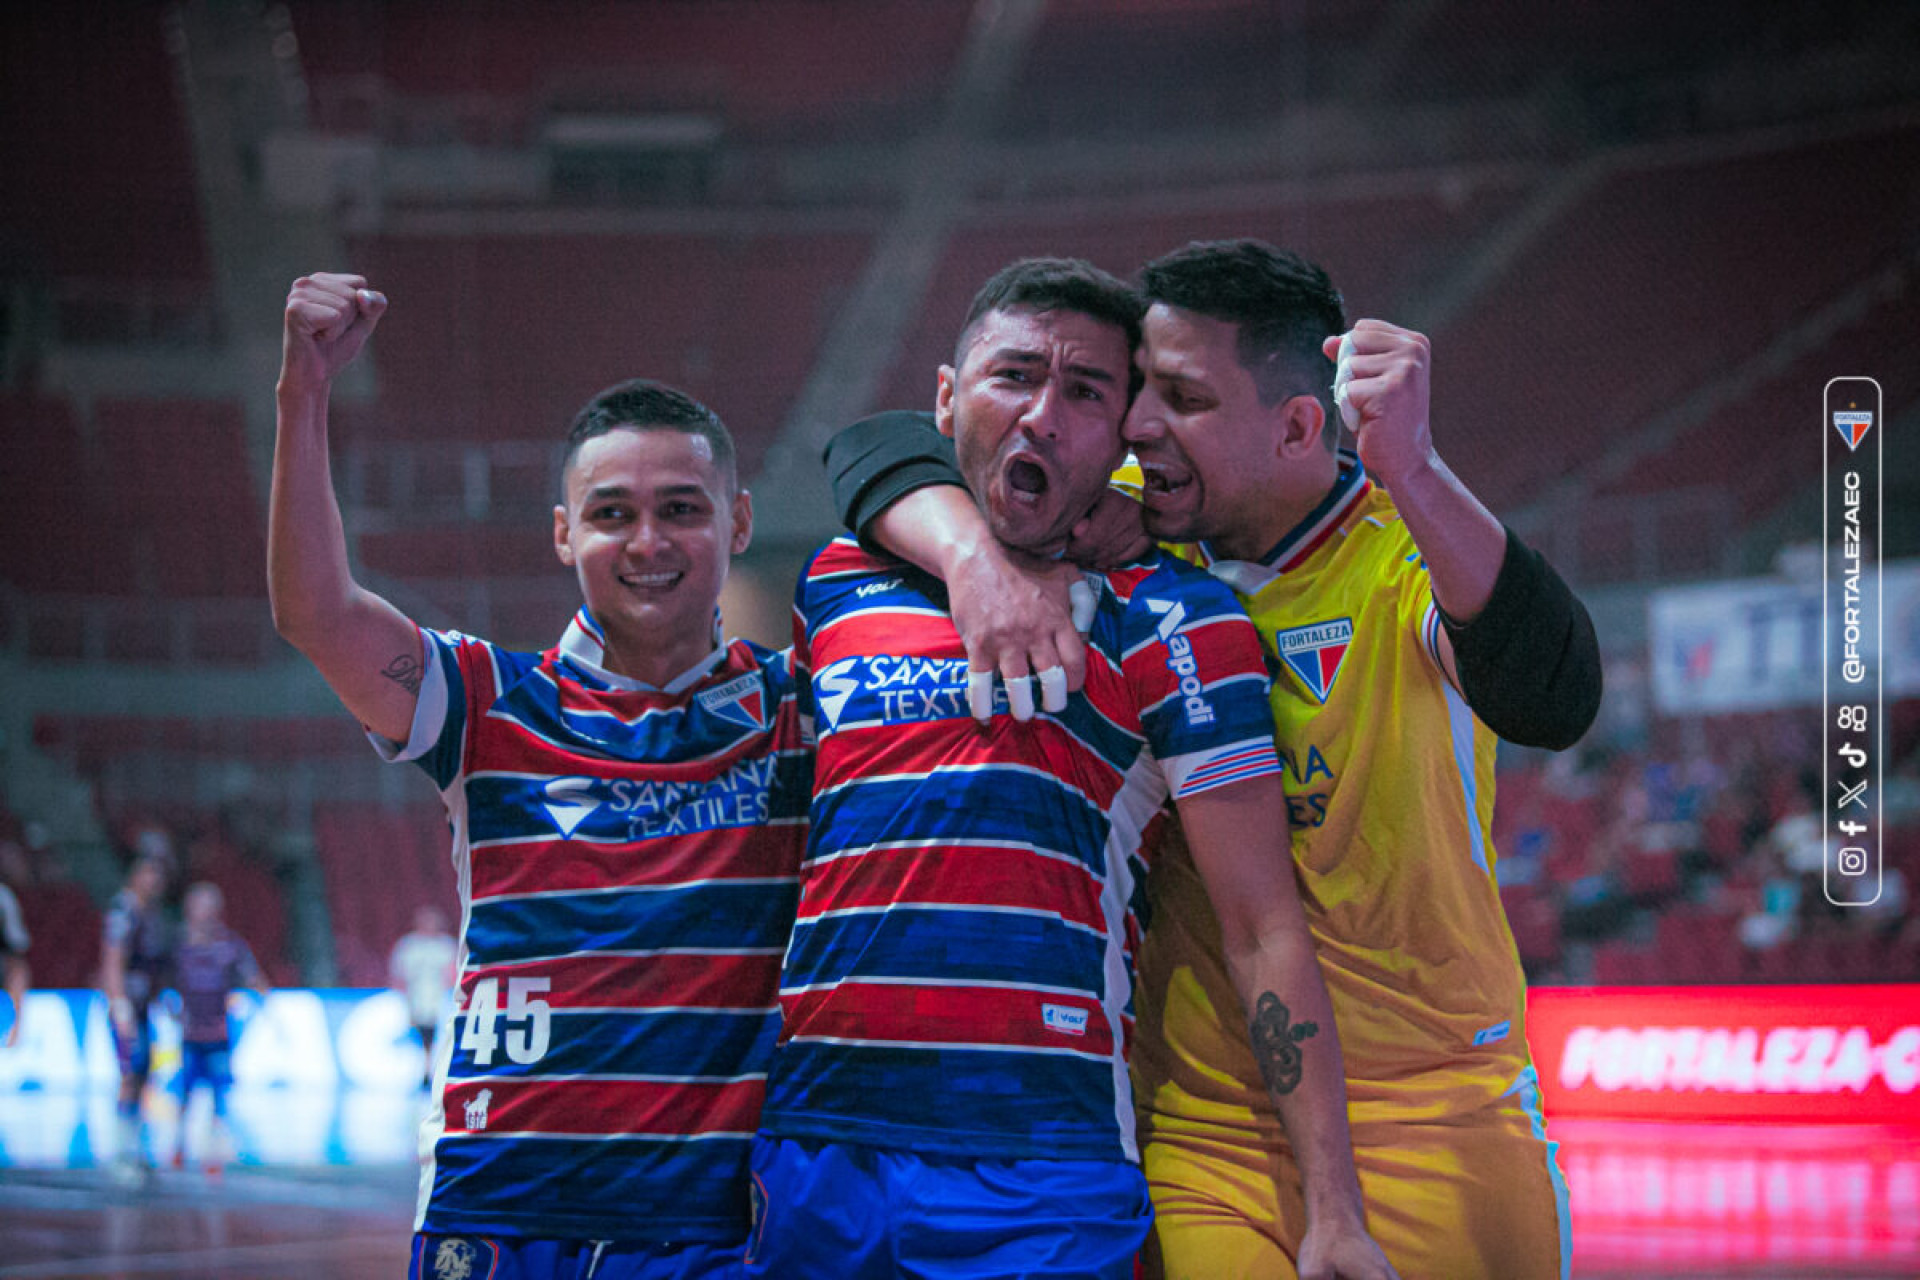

{"left": 1126, "top": 451, "right": 1533, "bottom": 1140}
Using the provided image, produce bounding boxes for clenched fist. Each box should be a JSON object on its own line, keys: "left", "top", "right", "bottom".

{"left": 280, "top": 272, "right": 387, "bottom": 395}
{"left": 1325, "top": 319, "right": 1434, "bottom": 494}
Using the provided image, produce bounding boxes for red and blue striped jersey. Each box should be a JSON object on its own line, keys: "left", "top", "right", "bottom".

{"left": 761, "top": 538, "right": 1281, "bottom": 1162}
{"left": 377, "top": 609, "right": 810, "bottom": 1242}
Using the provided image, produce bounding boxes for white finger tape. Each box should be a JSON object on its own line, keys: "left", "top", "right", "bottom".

{"left": 1037, "top": 665, "right": 1069, "bottom": 712}
{"left": 967, "top": 669, "right": 995, "bottom": 721}
{"left": 1006, "top": 674, "right": 1035, "bottom": 722}
{"left": 1332, "top": 331, "right": 1360, "bottom": 432}
{"left": 1068, "top": 577, "right": 1098, "bottom": 633}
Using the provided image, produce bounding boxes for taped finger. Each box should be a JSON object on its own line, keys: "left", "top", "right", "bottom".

{"left": 1006, "top": 673, "right": 1035, "bottom": 721}
{"left": 967, "top": 668, "right": 995, "bottom": 722}
{"left": 1068, "top": 577, "right": 1098, "bottom": 633}
{"left": 1036, "top": 665, "right": 1069, "bottom": 712}
{"left": 1332, "top": 331, "right": 1360, "bottom": 432}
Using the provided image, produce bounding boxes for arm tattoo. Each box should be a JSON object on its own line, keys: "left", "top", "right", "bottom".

{"left": 1249, "top": 992, "right": 1319, "bottom": 1097}
{"left": 381, "top": 651, "right": 424, "bottom": 695}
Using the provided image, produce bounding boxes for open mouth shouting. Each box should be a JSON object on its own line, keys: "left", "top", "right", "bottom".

{"left": 1004, "top": 453, "right": 1052, "bottom": 503}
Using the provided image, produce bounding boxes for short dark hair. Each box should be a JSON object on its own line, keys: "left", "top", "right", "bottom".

{"left": 956, "top": 257, "right": 1145, "bottom": 392}
{"left": 1140, "top": 240, "right": 1348, "bottom": 420}
{"left": 561, "top": 379, "right": 736, "bottom": 493}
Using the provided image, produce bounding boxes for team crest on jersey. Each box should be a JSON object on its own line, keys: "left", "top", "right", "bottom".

{"left": 697, "top": 672, "right": 768, "bottom": 731}
{"left": 1275, "top": 618, "right": 1353, "bottom": 704}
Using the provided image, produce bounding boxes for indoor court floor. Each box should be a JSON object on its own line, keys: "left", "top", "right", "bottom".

{"left": 1, "top": 1111, "right": 1915, "bottom": 1279}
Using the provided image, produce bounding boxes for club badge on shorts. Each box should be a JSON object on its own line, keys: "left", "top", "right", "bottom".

{"left": 431, "top": 1237, "right": 475, "bottom": 1280}
{"left": 424, "top": 1235, "right": 498, "bottom": 1280}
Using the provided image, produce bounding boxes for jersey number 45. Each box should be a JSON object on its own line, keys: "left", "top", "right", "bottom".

{"left": 460, "top": 977, "right": 552, "bottom": 1066}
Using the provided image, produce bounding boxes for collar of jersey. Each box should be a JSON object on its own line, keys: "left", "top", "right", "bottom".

{"left": 555, "top": 607, "right": 729, "bottom": 695}
{"left": 1198, "top": 449, "right": 1370, "bottom": 595}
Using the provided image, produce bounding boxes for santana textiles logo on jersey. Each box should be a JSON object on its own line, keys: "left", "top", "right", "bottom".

{"left": 1146, "top": 598, "right": 1216, "bottom": 727}
{"left": 814, "top": 655, "right": 1003, "bottom": 730}
{"left": 1275, "top": 618, "right": 1353, "bottom": 704}
{"left": 539, "top": 760, "right": 777, "bottom": 839}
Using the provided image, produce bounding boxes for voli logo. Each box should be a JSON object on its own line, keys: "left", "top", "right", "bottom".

{"left": 814, "top": 657, "right": 861, "bottom": 731}
{"left": 541, "top": 777, "right": 601, "bottom": 838}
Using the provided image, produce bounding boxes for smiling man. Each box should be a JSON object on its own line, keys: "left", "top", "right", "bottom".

{"left": 268, "top": 273, "right": 810, "bottom": 1279}
{"left": 748, "top": 259, "right": 1389, "bottom": 1280}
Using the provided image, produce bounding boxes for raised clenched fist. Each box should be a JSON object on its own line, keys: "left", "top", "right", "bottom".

{"left": 1325, "top": 319, "right": 1434, "bottom": 494}
{"left": 279, "top": 272, "right": 387, "bottom": 394}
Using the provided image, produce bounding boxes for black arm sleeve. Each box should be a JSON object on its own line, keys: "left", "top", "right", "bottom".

{"left": 823, "top": 410, "right": 963, "bottom": 539}
{"left": 1437, "top": 526, "right": 1603, "bottom": 751}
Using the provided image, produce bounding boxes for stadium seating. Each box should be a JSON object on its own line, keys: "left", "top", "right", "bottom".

{"left": 1598, "top": 282, "right": 1916, "bottom": 517}
{"left": 92, "top": 399, "right": 265, "bottom": 601}
{"left": 288, "top": 0, "right": 967, "bottom": 145}
{"left": 339, "top": 230, "right": 873, "bottom": 472}
{"left": 877, "top": 179, "right": 1533, "bottom": 411}
{"left": 15, "top": 882, "right": 102, "bottom": 989}
{"left": 0, "top": 396, "right": 106, "bottom": 596}
{"left": 0, "top": 8, "right": 209, "bottom": 285}
{"left": 1433, "top": 124, "right": 1920, "bottom": 517}
{"left": 314, "top": 804, "right": 456, "bottom": 988}
{"left": 1001, "top": 0, "right": 1393, "bottom": 141}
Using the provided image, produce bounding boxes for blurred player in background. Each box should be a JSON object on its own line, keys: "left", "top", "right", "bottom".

{"left": 0, "top": 876, "right": 27, "bottom": 1048}
{"left": 171, "top": 881, "right": 270, "bottom": 1173}
{"left": 827, "top": 239, "right": 1601, "bottom": 1279}
{"left": 390, "top": 905, "right": 457, "bottom": 1090}
{"left": 101, "top": 854, "right": 173, "bottom": 1182}
{"left": 751, "top": 259, "right": 1390, "bottom": 1280}
{"left": 269, "top": 273, "right": 808, "bottom": 1279}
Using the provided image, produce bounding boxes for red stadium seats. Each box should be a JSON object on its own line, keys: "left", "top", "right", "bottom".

{"left": 92, "top": 399, "right": 265, "bottom": 601}
{"left": 314, "top": 804, "right": 456, "bottom": 988}
{"left": 0, "top": 9, "right": 209, "bottom": 285}
{"left": 339, "top": 231, "right": 874, "bottom": 474}
{"left": 1433, "top": 124, "right": 1920, "bottom": 521}
{"left": 16, "top": 882, "right": 103, "bottom": 989}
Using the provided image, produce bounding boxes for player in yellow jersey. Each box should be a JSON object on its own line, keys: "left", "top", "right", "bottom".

{"left": 824, "top": 239, "right": 1600, "bottom": 1279}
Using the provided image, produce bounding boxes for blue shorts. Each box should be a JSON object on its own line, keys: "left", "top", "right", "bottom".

{"left": 177, "top": 1041, "right": 233, "bottom": 1113}
{"left": 743, "top": 1134, "right": 1151, "bottom": 1280}
{"left": 409, "top": 1234, "right": 743, "bottom": 1280}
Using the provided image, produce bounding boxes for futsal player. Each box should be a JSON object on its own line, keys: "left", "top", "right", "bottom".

{"left": 269, "top": 273, "right": 809, "bottom": 1279}
{"left": 101, "top": 854, "right": 173, "bottom": 1182}
{"left": 825, "top": 240, "right": 1601, "bottom": 1279}
{"left": 171, "top": 881, "right": 269, "bottom": 1173}
{"left": 748, "top": 259, "right": 1391, "bottom": 1280}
